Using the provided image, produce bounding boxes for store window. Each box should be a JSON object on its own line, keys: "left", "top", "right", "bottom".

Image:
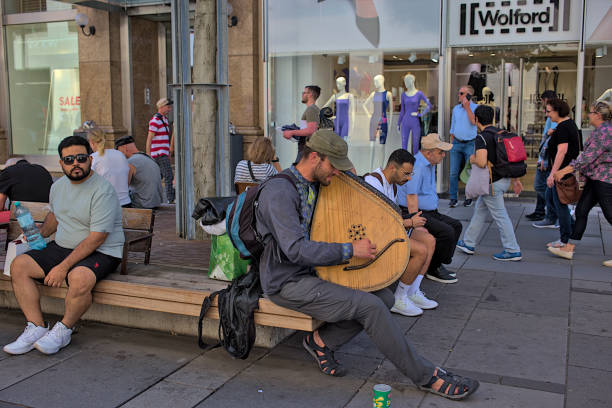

{"left": 3, "top": 0, "right": 72, "bottom": 14}
{"left": 5, "top": 21, "right": 80, "bottom": 155}
{"left": 266, "top": 0, "right": 440, "bottom": 174}
{"left": 583, "top": 45, "right": 611, "bottom": 131}
{"left": 451, "top": 44, "right": 578, "bottom": 192}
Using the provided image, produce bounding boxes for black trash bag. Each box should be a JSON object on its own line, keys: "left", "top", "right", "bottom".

{"left": 198, "top": 264, "right": 262, "bottom": 359}
{"left": 192, "top": 197, "right": 235, "bottom": 225}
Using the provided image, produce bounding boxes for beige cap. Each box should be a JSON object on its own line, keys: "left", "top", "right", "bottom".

{"left": 156, "top": 98, "right": 173, "bottom": 109}
{"left": 421, "top": 133, "right": 452, "bottom": 151}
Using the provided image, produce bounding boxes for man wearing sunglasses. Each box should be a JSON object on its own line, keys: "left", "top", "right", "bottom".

{"left": 4, "top": 136, "right": 124, "bottom": 356}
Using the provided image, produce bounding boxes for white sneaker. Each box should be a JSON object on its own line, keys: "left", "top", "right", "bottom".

{"left": 409, "top": 290, "right": 439, "bottom": 310}
{"left": 34, "top": 322, "right": 73, "bottom": 355}
{"left": 3, "top": 322, "right": 49, "bottom": 355}
{"left": 390, "top": 295, "right": 423, "bottom": 317}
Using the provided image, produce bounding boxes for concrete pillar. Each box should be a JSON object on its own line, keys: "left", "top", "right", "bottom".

{"left": 76, "top": 6, "right": 127, "bottom": 146}
{"left": 228, "top": 0, "right": 263, "bottom": 154}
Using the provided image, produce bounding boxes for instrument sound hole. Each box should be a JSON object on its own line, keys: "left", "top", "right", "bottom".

{"left": 348, "top": 224, "right": 366, "bottom": 241}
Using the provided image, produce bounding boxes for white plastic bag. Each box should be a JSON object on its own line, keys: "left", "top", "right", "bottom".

{"left": 200, "top": 219, "right": 226, "bottom": 236}
{"left": 4, "top": 237, "right": 29, "bottom": 276}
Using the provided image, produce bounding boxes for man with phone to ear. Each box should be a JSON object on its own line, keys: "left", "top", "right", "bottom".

{"left": 449, "top": 85, "right": 478, "bottom": 208}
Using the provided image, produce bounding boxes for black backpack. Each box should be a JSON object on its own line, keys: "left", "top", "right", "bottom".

{"left": 484, "top": 128, "right": 527, "bottom": 178}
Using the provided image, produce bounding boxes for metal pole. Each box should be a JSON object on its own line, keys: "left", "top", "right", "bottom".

{"left": 171, "top": 0, "right": 196, "bottom": 239}
{"left": 216, "top": 0, "right": 231, "bottom": 197}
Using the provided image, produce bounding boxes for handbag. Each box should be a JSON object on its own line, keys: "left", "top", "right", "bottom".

{"left": 4, "top": 237, "right": 29, "bottom": 276}
{"left": 465, "top": 135, "right": 492, "bottom": 199}
{"left": 555, "top": 173, "right": 583, "bottom": 205}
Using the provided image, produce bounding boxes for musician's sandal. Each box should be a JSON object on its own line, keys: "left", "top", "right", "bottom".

{"left": 302, "top": 334, "right": 347, "bottom": 377}
{"left": 418, "top": 367, "right": 479, "bottom": 401}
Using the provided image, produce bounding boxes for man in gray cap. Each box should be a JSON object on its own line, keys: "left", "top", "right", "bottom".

{"left": 115, "top": 136, "right": 163, "bottom": 209}
{"left": 256, "top": 129, "right": 478, "bottom": 401}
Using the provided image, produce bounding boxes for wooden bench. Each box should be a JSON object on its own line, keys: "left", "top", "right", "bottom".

{"left": 0, "top": 272, "right": 321, "bottom": 331}
{"left": 6, "top": 202, "right": 155, "bottom": 275}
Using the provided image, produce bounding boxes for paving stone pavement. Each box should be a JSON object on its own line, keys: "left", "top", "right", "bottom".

{"left": 1, "top": 199, "right": 611, "bottom": 407}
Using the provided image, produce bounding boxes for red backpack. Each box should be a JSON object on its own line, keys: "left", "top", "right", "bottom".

{"left": 486, "top": 128, "right": 527, "bottom": 178}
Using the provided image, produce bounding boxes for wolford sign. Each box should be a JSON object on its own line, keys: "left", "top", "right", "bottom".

{"left": 448, "top": 0, "right": 580, "bottom": 46}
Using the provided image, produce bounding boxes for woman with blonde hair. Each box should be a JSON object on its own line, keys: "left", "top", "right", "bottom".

{"left": 234, "top": 137, "right": 281, "bottom": 184}
{"left": 88, "top": 128, "right": 134, "bottom": 207}
{"left": 549, "top": 101, "right": 612, "bottom": 265}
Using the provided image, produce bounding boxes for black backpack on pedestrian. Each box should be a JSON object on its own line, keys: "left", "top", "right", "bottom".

{"left": 485, "top": 128, "right": 527, "bottom": 178}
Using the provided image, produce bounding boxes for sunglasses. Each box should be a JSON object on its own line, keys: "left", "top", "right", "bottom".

{"left": 61, "top": 154, "right": 89, "bottom": 165}
{"left": 458, "top": 92, "right": 466, "bottom": 95}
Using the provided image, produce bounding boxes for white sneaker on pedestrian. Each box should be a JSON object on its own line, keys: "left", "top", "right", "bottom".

{"left": 3, "top": 322, "right": 49, "bottom": 355}
{"left": 34, "top": 322, "right": 73, "bottom": 355}
{"left": 409, "top": 290, "right": 439, "bottom": 310}
{"left": 391, "top": 295, "right": 423, "bottom": 317}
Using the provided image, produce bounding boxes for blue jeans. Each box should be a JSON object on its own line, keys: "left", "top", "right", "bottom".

{"left": 462, "top": 178, "right": 521, "bottom": 253}
{"left": 536, "top": 168, "right": 558, "bottom": 223}
{"left": 449, "top": 140, "right": 475, "bottom": 200}
{"left": 551, "top": 185, "right": 574, "bottom": 244}
{"left": 544, "top": 185, "right": 558, "bottom": 223}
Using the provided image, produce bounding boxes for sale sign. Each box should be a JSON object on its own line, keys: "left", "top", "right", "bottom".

{"left": 44, "top": 68, "right": 81, "bottom": 154}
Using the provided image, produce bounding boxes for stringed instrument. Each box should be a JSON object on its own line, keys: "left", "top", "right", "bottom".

{"left": 310, "top": 171, "right": 410, "bottom": 292}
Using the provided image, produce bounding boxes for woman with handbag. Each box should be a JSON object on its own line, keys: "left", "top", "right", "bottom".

{"left": 544, "top": 99, "right": 581, "bottom": 250}
{"left": 548, "top": 101, "right": 612, "bottom": 264}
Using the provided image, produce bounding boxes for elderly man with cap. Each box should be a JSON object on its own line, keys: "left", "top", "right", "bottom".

{"left": 397, "top": 133, "right": 462, "bottom": 284}
{"left": 147, "top": 98, "right": 175, "bottom": 203}
{"left": 257, "top": 129, "right": 479, "bottom": 401}
{"left": 0, "top": 157, "right": 53, "bottom": 210}
{"left": 115, "top": 136, "right": 163, "bottom": 209}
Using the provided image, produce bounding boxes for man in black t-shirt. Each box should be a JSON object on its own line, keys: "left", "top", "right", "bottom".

{"left": 455, "top": 105, "right": 523, "bottom": 262}
{"left": 0, "top": 158, "right": 53, "bottom": 210}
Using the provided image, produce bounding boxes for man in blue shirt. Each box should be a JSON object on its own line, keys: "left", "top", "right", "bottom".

{"left": 527, "top": 90, "right": 559, "bottom": 228}
{"left": 449, "top": 85, "right": 479, "bottom": 207}
{"left": 397, "top": 134, "right": 462, "bottom": 284}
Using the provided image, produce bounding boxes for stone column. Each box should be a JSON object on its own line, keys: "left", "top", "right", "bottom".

{"left": 77, "top": 6, "right": 127, "bottom": 147}
{"left": 228, "top": 0, "right": 263, "bottom": 154}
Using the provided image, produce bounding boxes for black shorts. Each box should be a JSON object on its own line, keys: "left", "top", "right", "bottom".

{"left": 26, "top": 241, "right": 121, "bottom": 285}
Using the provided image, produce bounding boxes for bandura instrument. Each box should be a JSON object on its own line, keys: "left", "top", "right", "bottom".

{"left": 310, "top": 171, "right": 410, "bottom": 291}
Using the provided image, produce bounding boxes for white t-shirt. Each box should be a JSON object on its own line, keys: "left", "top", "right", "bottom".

{"left": 91, "top": 149, "right": 131, "bottom": 206}
{"left": 364, "top": 168, "right": 396, "bottom": 201}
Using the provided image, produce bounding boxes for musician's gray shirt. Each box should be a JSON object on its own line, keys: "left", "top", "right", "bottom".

{"left": 256, "top": 168, "right": 352, "bottom": 296}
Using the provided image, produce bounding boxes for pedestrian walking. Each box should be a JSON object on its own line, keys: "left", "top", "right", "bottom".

{"left": 548, "top": 101, "right": 612, "bottom": 264}
{"left": 147, "top": 98, "right": 175, "bottom": 203}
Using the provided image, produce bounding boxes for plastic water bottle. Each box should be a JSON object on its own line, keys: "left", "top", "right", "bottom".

{"left": 14, "top": 201, "right": 47, "bottom": 250}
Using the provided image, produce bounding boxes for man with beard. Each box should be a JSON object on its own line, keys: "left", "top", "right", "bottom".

{"left": 257, "top": 129, "right": 479, "bottom": 401}
{"left": 4, "top": 136, "right": 124, "bottom": 356}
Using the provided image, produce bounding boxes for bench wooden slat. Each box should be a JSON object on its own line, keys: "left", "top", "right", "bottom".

{"left": 121, "top": 209, "right": 155, "bottom": 231}
{"left": 9, "top": 202, "right": 50, "bottom": 222}
{"left": 0, "top": 275, "right": 321, "bottom": 331}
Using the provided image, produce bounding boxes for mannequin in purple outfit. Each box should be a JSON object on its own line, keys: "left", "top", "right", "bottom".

{"left": 398, "top": 74, "right": 432, "bottom": 153}
{"left": 322, "top": 77, "right": 354, "bottom": 140}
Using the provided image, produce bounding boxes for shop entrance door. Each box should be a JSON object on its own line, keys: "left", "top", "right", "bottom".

{"left": 451, "top": 45, "right": 578, "bottom": 192}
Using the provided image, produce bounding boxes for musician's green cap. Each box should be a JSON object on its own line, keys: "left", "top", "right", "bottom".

{"left": 306, "top": 129, "right": 354, "bottom": 171}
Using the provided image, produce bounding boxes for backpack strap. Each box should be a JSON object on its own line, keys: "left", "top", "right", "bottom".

{"left": 365, "top": 172, "right": 397, "bottom": 197}
{"left": 247, "top": 161, "right": 260, "bottom": 182}
{"left": 197, "top": 289, "right": 224, "bottom": 350}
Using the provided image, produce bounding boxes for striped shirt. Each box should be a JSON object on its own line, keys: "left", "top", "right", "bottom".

{"left": 234, "top": 160, "right": 277, "bottom": 184}
{"left": 148, "top": 113, "right": 171, "bottom": 158}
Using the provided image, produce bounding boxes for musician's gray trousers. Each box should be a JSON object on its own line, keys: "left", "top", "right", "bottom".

{"left": 267, "top": 276, "right": 436, "bottom": 385}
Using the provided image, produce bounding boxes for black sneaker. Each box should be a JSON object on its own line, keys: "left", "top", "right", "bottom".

{"left": 440, "top": 265, "right": 456, "bottom": 277}
{"left": 426, "top": 266, "right": 458, "bottom": 284}
{"left": 449, "top": 199, "right": 458, "bottom": 208}
{"left": 463, "top": 199, "right": 473, "bottom": 207}
{"left": 525, "top": 211, "right": 545, "bottom": 221}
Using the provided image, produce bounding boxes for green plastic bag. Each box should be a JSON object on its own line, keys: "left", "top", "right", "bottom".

{"left": 209, "top": 233, "right": 250, "bottom": 281}
{"left": 460, "top": 161, "right": 471, "bottom": 184}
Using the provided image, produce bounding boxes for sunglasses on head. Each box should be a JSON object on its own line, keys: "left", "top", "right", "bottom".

{"left": 62, "top": 154, "right": 89, "bottom": 165}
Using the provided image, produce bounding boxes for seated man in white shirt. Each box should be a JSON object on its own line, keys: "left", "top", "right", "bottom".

{"left": 364, "top": 149, "right": 438, "bottom": 316}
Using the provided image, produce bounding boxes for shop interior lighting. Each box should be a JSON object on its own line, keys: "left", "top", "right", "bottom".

{"left": 75, "top": 13, "right": 95, "bottom": 37}
{"left": 408, "top": 53, "right": 417, "bottom": 63}
{"left": 595, "top": 46, "right": 607, "bottom": 58}
{"left": 430, "top": 51, "right": 439, "bottom": 63}
{"left": 490, "top": 52, "right": 496, "bottom": 56}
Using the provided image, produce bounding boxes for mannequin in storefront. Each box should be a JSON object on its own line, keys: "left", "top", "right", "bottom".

{"left": 479, "top": 86, "right": 500, "bottom": 125}
{"left": 398, "top": 73, "right": 431, "bottom": 153}
{"left": 597, "top": 88, "right": 612, "bottom": 104}
{"left": 364, "top": 74, "right": 393, "bottom": 169}
{"left": 323, "top": 77, "right": 354, "bottom": 139}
